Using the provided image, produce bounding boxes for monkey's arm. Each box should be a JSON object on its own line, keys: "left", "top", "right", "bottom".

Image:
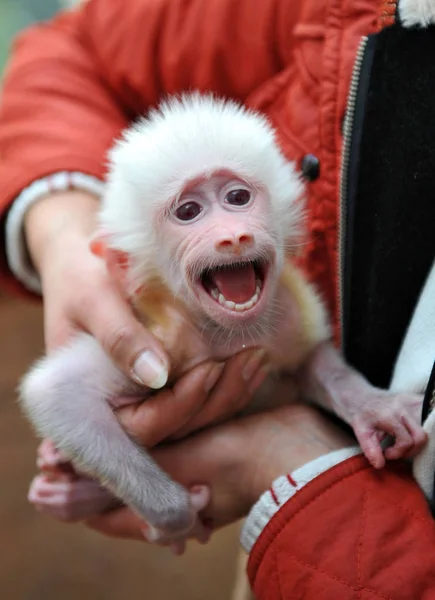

{"left": 19, "top": 333, "right": 204, "bottom": 536}
{"left": 298, "top": 342, "right": 426, "bottom": 469}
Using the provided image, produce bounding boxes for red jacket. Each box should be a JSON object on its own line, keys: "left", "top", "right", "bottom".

{"left": 0, "top": 0, "right": 393, "bottom": 341}
{"left": 2, "top": 2, "right": 435, "bottom": 596}
{"left": 249, "top": 456, "right": 435, "bottom": 599}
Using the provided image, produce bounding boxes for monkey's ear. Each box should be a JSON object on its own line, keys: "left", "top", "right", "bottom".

{"left": 89, "top": 234, "right": 107, "bottom": 259}
{"left": 90, "top": 234, "right": 131, "bottom": 297}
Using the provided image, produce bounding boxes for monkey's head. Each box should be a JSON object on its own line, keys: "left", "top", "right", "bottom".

{"left": 95, "top": 94, "right": 304, "bottom": 337}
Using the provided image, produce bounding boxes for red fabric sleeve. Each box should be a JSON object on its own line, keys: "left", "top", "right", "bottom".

{"left": 0, "top": 0, "right": 302, "bottom": 294}
{"left": 248, "top": 456, "right": 435, "bottom": 599}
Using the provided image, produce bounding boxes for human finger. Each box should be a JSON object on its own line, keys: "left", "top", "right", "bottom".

{"left": 170, "top": 349, "right": 269, "bottom": 439}
{"left": 86, "top": 506, "right": 146, "bottom": 541}
{"left": 354, "top": 421, "right": 386, "bottom": 469}
{"left": 76, "top": 280, "right": 169, "bottom": 390}
{"left": 116, "top": 361, "right": 225, "bottom": 447}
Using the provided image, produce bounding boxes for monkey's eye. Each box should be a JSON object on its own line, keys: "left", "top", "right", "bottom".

{"left": 225, "top": 189, "right": 251, "bottom": 206}
{"left": 175, "top": 201, "right": 203, "bottom": 221}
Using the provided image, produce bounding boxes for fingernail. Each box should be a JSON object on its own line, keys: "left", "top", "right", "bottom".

{"left": 243, "top": 349, "right": 266, "bottom": 382}
{"left": 204, "top": 363, "right": 225, "bottom": 393}
{"left": 132, "top": 351, "right": 168, "bottom": 389}
{"left": 248, "top": 364, "right": 271, "bottom": 394}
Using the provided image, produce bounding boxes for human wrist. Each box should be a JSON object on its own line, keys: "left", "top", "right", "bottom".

{"left": 24, "top": 190, "right": 100, "bottom": 276}
{"left": 241, "top": 445, "right": 362, "bottom": 552}
{"left": 242, "top": 406, "right": 355, "bottom": 506}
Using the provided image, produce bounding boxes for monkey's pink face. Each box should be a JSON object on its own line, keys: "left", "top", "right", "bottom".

{"left": 158, "top": 172, "right": 282, "bottom": 333}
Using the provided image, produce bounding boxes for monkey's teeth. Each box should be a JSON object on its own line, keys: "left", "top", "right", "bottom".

{"left": 208, "top": 276, "right": 264, "bottom": 311}
{"left": 212, "top": 289, "right": 261, "bottom": 311}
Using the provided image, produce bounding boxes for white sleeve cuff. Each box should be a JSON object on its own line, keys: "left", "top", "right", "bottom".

{"left": 240, "top": 446, "right": 362, "bottom": 553}
{"left": 5, "top": 172, "right": 105, "bottom": 294}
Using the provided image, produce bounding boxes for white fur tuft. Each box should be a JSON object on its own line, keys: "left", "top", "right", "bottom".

{"left": 99, "top": 94, "right": 304, "bottom": 288}
{"left": 399, "top": 0, "right": 435, "bottom": 27}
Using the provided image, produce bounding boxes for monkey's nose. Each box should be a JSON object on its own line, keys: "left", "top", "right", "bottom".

{"left": 215, "top": 233, "right": 254, "bottom": 254}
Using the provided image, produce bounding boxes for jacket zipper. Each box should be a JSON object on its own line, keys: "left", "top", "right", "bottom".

{"left": 338, "top": 35, "right": 369, "bottom": 346}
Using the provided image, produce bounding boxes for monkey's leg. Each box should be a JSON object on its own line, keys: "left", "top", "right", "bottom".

{"left": 20, "top": 333, "right": 201, "bottom": 536}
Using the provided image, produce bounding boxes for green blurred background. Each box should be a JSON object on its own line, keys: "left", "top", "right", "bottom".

{"left": 0, "top": 0, "right": 60, "bottom": 71}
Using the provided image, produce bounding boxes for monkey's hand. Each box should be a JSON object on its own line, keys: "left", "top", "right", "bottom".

{"left": 299, "top": 343, "right": 426, "bottom": 469}
{"left": 36, "top": 438, "right": 74, "bottom": 475}
{"left": 348, "top": 390, "right": 426, "bottom": 469}
{"left": 28, "top": 473, "right": 120, "bottom": 522}
{"left": 29, "top": 439, "right": 120, "bottom": 521}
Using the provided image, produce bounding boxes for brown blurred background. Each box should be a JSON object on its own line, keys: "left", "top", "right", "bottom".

{"left": 0, "top": 293, "right": 242, "bottom": 599}
{"left": 0, "top": 3, "right": 242, "bottom": 597}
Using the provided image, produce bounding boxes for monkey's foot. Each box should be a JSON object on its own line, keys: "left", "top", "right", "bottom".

{"left": 28, "top": 474, "right": 120, "bottom": 522}
{"left": 144, "top": 516, "right": 213, "bottom": 555}
{"left": 142, "top": 486, "right": 212, "bottom": 554}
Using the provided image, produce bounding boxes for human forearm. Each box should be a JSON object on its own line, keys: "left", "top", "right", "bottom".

{"left": 85, "top": 404, "right": 356, "bottom": 543}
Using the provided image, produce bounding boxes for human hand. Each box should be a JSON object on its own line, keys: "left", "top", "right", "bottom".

{"left": 85, "top": 403, "right": 354, "bottom": 551}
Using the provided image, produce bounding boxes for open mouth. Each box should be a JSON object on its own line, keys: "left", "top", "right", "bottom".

{"left": 200, "top": 259, "right": 267, "bottom": 313}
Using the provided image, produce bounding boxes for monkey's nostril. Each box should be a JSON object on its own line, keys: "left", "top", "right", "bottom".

{"left": 239, "top": 234, "right": 253, "bottom": 245}
{"left": 215, "top": 234, "right": 253, "bottom": 252}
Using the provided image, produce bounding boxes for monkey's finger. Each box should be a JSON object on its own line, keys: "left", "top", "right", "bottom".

{"left": 382, "top": 418, "right": 414, "bottom": 460}
{"left": 86, "top": 506, "right": 146, "bottom": 542}
{"left": 384, "top": 417, "right": 421, "bottom": 460}
{"left": 29, "top": 474, "right": 76, "bottom": 500}
{"left": 77, "top": 281, "right": 169, "bottom": 390}
{"left": 37, "top": 439, "right": 69, "bottom": 470}
{"left": 116, "top": 362, "right": 225, "bottom": 447}
{"left": 37, "top": 439, "right": 58, "bottom": 463}
{"left": 355, "top": 425, "right": 386, "bottom": 469}
{"left": 170, "top": 541, "right": 186, "bottom": 556}
{"left": 401, "top": 417, "right": 427, "bottom": 457}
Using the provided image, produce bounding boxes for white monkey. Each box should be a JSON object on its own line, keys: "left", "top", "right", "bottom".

{"left": 20, "top": 94, "right": 425, "bottom": 543}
